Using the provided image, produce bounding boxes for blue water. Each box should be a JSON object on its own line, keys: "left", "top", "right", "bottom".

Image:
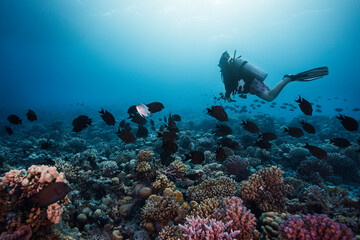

{"left": 1, "top": 0, "right": 360, "bottom": 116}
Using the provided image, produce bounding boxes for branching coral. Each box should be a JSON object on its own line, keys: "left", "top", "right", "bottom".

{"left": 187, "top": 177, "right": 237, "bottom": 202}
{"left": 239, "top": 166, "right": 292, "bottom": 211}
{"left": 158, "top": 226, "right": 186, "bottom": 240}
{"left": 179, "top": 216, "right": 241, "bottom": 240}
{"left": 280, "top": 214, "right": 355, "bottom": 240}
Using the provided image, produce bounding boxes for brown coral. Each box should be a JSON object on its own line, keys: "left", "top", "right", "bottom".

{"left": 141, "top": 188, "right": 189, "bottom": 226}
{"left": 189, "top": 197, "right": 222, "bottom": 219}
{"left": 187, "top": 177, "right": 237, "bottom": 202}
{"left": 158, "top": 226, "right": 186, "bottom": 240}
{"left": 152, "top": 174, "right": 175, "bottom": 194}
{"left": 239, "top": 166, "right": 292, "bottom": 212}
{"left": 136, "top": 148, "right": 154, "bottom": 163}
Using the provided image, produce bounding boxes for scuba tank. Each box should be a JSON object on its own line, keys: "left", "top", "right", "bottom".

{"left": 230, "top": 51, "right": 268, "bottom": 82}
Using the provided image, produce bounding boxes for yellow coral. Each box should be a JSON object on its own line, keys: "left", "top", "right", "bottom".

{"left": 153, "top": 174, "right": 175, "bottom": 193}
{"left": 136, "top": 162, "right": 151, "bottom": 173}
{"left": 189, "top": 197, "right": 222, "bottom": 219}
{"left": 136, "top": 149, "right": 154, "bottom": 162}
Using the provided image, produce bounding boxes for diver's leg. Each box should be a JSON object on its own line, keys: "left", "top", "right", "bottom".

{"left": 256, "top": 77, "right": 293, "bottom": 102}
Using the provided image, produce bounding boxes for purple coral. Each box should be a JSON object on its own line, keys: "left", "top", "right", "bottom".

{"left": 223, "top": 155, "right": 249, "bottom": 180}
{"left": 280, "top": 214, "right": 355, "bottom": 240}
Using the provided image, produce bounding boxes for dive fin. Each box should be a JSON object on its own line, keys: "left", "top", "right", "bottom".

{"left": 284, "top": 66, "right": 329, "bottom": 81}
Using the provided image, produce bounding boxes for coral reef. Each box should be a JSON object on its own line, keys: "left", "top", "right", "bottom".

{"left": 280, "top": 214, "right": 355, "bottom": 240}
{"left": 239, "top": 166, "right": 292, "bottom": 211}
{"left": 187, "top": 177, "right": 237, "bottom": 202}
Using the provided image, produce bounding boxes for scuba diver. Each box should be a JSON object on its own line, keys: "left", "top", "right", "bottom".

{"left": 218, "top": 51, "right": 329, "bottom": 102}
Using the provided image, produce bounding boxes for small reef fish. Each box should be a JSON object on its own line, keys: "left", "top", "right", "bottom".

{"left": 136, "top": 125, "right": 148, "bottom": 138}
{"left": 300, "top": 120, "right": 315, "bottom": 134}
{"left": 337, "top": 114, "right": 358, "bottom": 131}
{"left": 259, "top": 132, "right": 277, "bottom": 141}
{"left": 296, "top": 96, "right": 313, "bottom": 116}
{"left": 185, "top": 151, "right": 205, "bottom": 164}
{"left": 5, "top": 126, "right": 13, "bottom": 135}
{"left": 255, "top": 138, "right": 271, "bottom": 150}
{"left": 284, "top": 127, "right": 304, "bottom": 138}
{"left": 7, "top": 115, "right": 22, "bottom": 124}
{"left": 207, "top": 106, "right": 228, "bottom": 122}
{"left": 212, "top": 124, "right": 232, "bottom": 137}
{"left": 116, "top": 128, "right": 135, "bottom": 143}
{"left": 146, "top": 102, "right": 164, "bottom": 113}
{"left": 329, "top": 138, "right": 351, "bottom": 148}
{"left": 136, "top": 103, "right": 151, "bottom": 118}
{"left": 99, "top": 108, "right": 115, "bottom": 126}
{"left": 241, "top": 120, "right": 259, "bottom": 134}
{"left": 72, "top": 115, "right": 92, "bottom": 132}
{"left": 31, "top": 182, "right": 71, "bottom": 207}
{"left": 215, "top": 146, "right": 226, "bottom": 162}
{"left": 303, "top": 143, "right": 327, "bottom": 160}
{"left": 26, "top": 110, "right": 37, "bottom": 121}
{"left": 41, "top": 140, "right": 52, "bottom": 150}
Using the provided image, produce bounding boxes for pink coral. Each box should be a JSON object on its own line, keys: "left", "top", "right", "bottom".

{"left": 280, "top": 214, "right": 355, "bottom": 240}
{"left": 46, "top": 203, "right": 64, "bottom": 224}
{"left": 179, "top": 216, "right": 240, "bottom": 240}
{"left": 214, "top": 196, "right": 256, "bottom": 239}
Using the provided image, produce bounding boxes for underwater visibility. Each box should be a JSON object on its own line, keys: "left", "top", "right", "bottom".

{"left": 1, "top": 1, "right": 360, "bottom": 239}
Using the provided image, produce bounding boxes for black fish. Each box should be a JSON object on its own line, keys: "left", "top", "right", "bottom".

{"left": 255, "top": 138, "right": 271, "bottom": 150}
{"left": 315, "top": 104, "right": 321, "bottom": 108}
{"left": 147, "top": 102, "right": 165, "bottom": 113}
{"left": 259, "top": 132, "right": 277, "bottom": 141}
{"left": 163, "top": 141, "right": 178, "bottom": 154}
{"left": 300, "top": 120, "right": 315, "bottom": 134}
{"left": 329, "top": 138, "right": 351, "bottom": 148}
{"left": 26, "top": 110, "right": 37, "bottom": 121}
{"left": 130, "top": 114, "right": 147, "bottom": 125}
{"left": 99, "top": 108, "right": 115, "bottom": 126}
{"left": 284, "top": 127, "right": 304, "bottom": 138}
{"left": 185, "top": 171, "right": 203, "bottom": 180}
{"left": 303, "top": 143, "right": 327, "bottom": 160}
{"left": 212, "top": 124, "right": 232, "bottom": 136}
{"left": 7, "top": 115, "right": 22, "bottom": 124}
{"left": 280, "top": 106, "right": 286, "bottom": 109}
{"left": 127, "top": 105, "right": 137, "bottom": 118}
{"left": 116, "top": 128, "right": 135, "bottom": 143}
{"left": 352, "top": 108, "right": 360, "bottom": 112}
{"left": 41, "top": 140, "right": 52, "bottom": 150}
{"left": 295, "top": 96, "right": 313, "bottom": 116}
{"left": 168, "top": 115, "right": 179, "bottom": 132}
{"left": 335, "top": 108, "right": 343, "bottom": 112}
{"left": 241, "top": 120, "right": 259, "bottom": 134}
{"left": 136, "top": 125, "right": 148, "bottom": 138}
{"left": 185, "top": 151, "right": 204, "bottom": 164}
{"left": 218, "top": 137, "right": 239, "bottom": 149}
{"left": 150, "top": 119, "right": 155, "bottom": 126}
{"left": 207, "top": 106, "right": 228, "bottom": 122}
{"left": 215, "top": 146, "right": 226, "bottom": 162}
{"left": 119, "top": 120, "right": 131, "bottom": 131}
{"left": 315, "top": 109, "right": 322, "bottom": 113}
{"left": 170, "top": 114, "right": 181, "bottom": 122}
{"left": 30, "top": 182, "right": 71, "bottom": 207}
{"left": 5, "top": 126, "right": 13, "bottom": 135}
{"left": 239, "top": 94, "right": 247, "bottom": 99}
{"left": 72, "top": 115, "right": 92, "bottom": 132}
{"left": 337, "top": 114, "right": 358, "bottom": 131}
{"left": 157, "top": 131, "right": 177, "bottom": 142}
